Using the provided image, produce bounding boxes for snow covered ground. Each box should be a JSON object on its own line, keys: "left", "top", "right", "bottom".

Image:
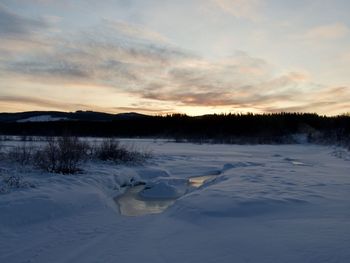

{"left": 1, "top": 140, "right": 350, "bottom": 263}
{"left": 16, "top": 115, "right": 68, "bottom": 123}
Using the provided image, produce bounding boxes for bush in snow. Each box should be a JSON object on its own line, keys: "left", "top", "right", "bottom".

{"left": 8, "top": 143, "right": 33, "bottom": 165}
{"left": 3, "top": 136, "right": 151, "bottom": 174}
{"left": 95, "top": 138, "right": 151, "bottom": 164}
{"left": 34, "top": 136, "right": 89, "bottom": 174}
{"left": 0, "top": 141, "right": 3, "bottom": 160}
{"left": 4, "top": 174, "right": 24, "bottom": 188}
{"left": 0, "top": 174, "right": 35, "bottom": 194}
{"left": 95, "top": 138, "right": 126, "bottom": 162}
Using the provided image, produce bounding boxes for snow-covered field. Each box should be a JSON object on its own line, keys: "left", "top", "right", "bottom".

{"left": 1, "top": 140, "right": 350, "bottom": 263}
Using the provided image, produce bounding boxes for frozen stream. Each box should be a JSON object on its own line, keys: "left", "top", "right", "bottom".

{"left": 188, "top": 175, "right": 217, "bottom": 187}
{"left": 116, "top": 185, "right": 176, "bottom": 216}
{"left": 116, "top": 175, "right": 218, "bottom": 216}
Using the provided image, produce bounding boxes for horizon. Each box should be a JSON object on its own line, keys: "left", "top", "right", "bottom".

{"left": 1, "top": 109, "right": 349, "bottom": 118}
{"left": 1, "top": 1, "right": 350, "bottom": 115}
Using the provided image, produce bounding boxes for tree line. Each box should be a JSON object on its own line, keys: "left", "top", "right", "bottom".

{"left": 0, "top": 113, "right": 349, "bottom": 145}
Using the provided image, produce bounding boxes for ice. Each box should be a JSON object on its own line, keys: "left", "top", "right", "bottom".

{"left": 188, "top": 175, "right": 216, "bottom": 187}
{"left": 116, "top": 185, "right": 176, "bottom": 216}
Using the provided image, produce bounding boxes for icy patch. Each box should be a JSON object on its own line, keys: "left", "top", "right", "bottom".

{"left": 116, "top": 185, "right": 176, "bottom": 216}
{"left": 116, "top": 178, "right": 189, "bottom": 216}
{"left": 116, "top": 173, "right": 223, "bottom": 216}
{"left": 188, "top": 175, "right": 217, "bottom": 187}
{"left": 284, "top": 158, "right": 308, "bottom": 166}
{"left": 291, "top": 161, "right": 306, "bottom": 166}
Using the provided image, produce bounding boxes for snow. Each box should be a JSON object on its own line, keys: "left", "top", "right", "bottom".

{"left": 16, "top": 115, "right": 68, "bottom": 122}
{"left": 1, "top": 140, "right": 350, "bottom": 262}
{"left": 140, "top": 179, "right": 188, "bottom": 199}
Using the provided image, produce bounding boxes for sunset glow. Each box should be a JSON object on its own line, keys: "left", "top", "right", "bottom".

{"left": 1, "top": 0, "right": 350, "bottom": 115}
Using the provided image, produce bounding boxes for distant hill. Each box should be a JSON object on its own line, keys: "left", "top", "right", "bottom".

{"left": 0, "top": 111, "right": 349, "bottom": 147}
{"left": 0, "top": 111, "right": 149, "bottom": 123}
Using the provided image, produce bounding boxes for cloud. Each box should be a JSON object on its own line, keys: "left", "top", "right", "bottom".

{"left": 211, "top": 0, "right": 264, "bottom": 21}
{"left": 0, "top": 4, "right": 48, "bottom": 37}
{"left": 2, "top": 25, "right": 347, "bottom": 114}
{"left": 263, "top": 86, "right": 350, "bottom": 114}
{"left": 141, "top": 69, "right": 311, "bottom": 108}
{"left": 303, "top": 23, "right": 349, "bottom": 40}
{"left": 6, "top": 60, "right": 92, "bottom": 79}
{"left": 103, "top": 20, "right": 169, "bottom": 44}
{"left": 1, "top": 19, "right": 194, "bottom": 86}
{"left": 0, "top": 95, "right": 73, "bottom": 109}
{"left": 113, "top": 106, "right": 173, "bottom": 114}
{"left": 0, "top": 94, "right": 138, "bottom": 113}
{"left": 0, "top": 8, "right": 349, "bottom": 115}
{"left": 0, "top": 5, "right": 55, "bottom": 57}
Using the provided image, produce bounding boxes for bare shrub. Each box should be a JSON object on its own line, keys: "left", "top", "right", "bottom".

{"left": 3, "top": 174, "right": 30, "bottom": 188}
{"left": 56, "top": 137, "right": 89, "bottom": 173}
{"left": 95, "top": 138, "right": 151, "bottom": 164}
{"left": 0, "top": 174, "right": 35, "bottom": 194}
{"left": 96, "top": 138, "right": 124, "bottom": 161}
{"left": 0, "top": 141, "right": 3, "bottom": 160}
{"left": 35, "top": 136, "right": 88, "bottom": 174}
{"left": 8, "top": 143, "right": 33, "bottom": 165}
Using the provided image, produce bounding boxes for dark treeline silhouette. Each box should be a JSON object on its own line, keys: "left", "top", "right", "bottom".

{"left": 0, "top": 112, "right": 349, "bottom": 146}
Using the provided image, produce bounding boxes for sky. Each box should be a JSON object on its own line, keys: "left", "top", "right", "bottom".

{"left": 0, "top": 0, "right": 350, "bottom": 116}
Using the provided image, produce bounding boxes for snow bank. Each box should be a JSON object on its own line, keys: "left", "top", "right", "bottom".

{"left": 140, "top": 179, "right": 187, "bottom": 199}
{"left": 135, "top": 167, "right": 171, "bottom": 179}
{"left": 0, "top": 163, "right": 141, "bottom": 228}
